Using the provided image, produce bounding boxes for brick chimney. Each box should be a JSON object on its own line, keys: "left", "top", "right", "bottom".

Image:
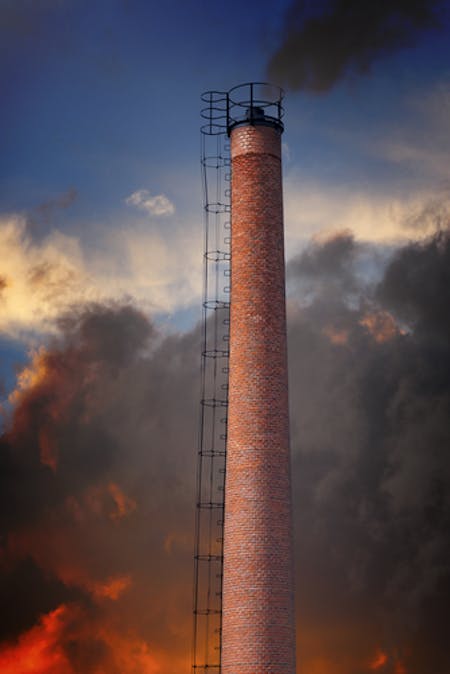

{"left": 221, "top": 104, "right": 296, "bottom": 673}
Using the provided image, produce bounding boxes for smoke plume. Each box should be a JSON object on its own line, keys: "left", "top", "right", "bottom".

{"left": 0, "top": 302, "right": 199, "bottom": 673}
{"left": 0, "top": 227, "right": 449, "bottom": 672}
{"left": 267, "top": 0, "right": 445, "bottom": 92}
{"left": 287, "top": 226, "right": 450, "bottom": 673}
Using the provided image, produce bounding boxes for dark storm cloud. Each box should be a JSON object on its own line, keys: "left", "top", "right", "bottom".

{"left": 267, "top": 0, "right": 446, "bottom": 92}
{"left": 0, "top": 301, "right": 199, "bottom": 669}
{"left": 287, "top": 227, "right": 450, "bottom": 672}
{"left": 0, "top": 304, "right": 152, "bottom": 531}
{"left": 288, "top": 228, "right": 358, "bottom": 295}
{"left": 1, "top": 227, "right": 449, "bottom": 672}
{"left": 0, "top": 557, "right": 83, "bottom": 641}
{"left": 377, "top": 228, "right": 450, "bottom": 339}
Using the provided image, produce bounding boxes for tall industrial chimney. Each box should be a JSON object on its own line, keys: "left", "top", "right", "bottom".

{"left": 193, "top": 83, "right": 296, "bottom": 674}
{"left": 222, "top": 85, "right": 296, "bottom": 674}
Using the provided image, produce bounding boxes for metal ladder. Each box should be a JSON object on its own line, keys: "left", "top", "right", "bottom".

{"left": 192, "top": 91, "right": 231, "bottom": 674}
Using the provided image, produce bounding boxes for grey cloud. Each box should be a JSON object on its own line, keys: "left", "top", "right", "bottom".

{"left": 287, "top": 228, "right": 450, "bottom": 672}
{"left": 376, "top": 229, "right": 450, "bottom": 339}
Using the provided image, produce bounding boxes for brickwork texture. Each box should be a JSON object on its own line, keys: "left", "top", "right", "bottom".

{"left": 221, "top": 123, "right": 296, "bottom": 674}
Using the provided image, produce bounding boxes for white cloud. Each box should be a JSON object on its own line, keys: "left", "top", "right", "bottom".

{"left": 283, "top": 173, "right": 450, "bottom": 258}
{"left": 0, "top": 214, "right": 201, "bottom": 340}
{"left": 125, "top": 190, "right": 175, "bottom": 216}
{"left": 0, "top": 216, "right": 91, "bottom": 338}
{"left": 3, "top": 176, "right": 444, "bottom": 340}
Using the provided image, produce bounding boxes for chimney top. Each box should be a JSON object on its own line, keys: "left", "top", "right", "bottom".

{"left": 201, "top": 82, "right": 284, "bottom": 137}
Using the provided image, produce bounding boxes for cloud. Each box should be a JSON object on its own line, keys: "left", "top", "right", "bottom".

{"left": 283, "top": 174, "right": 449, "bottom": 254}
{"left": 0, "top": 605, "right": 73, "bottom": 674}
{"left": 0, "top": 213, "right": 200, "bottom": 339}
{"left": 267, "top": 0, "right": 445, "bottom": 93}
{"left": 287, "top": 228, "right": 450, "bottom": 673}
{"left": 3, "top": 164, "right": 448, "bottom": 341}
{"left": 0, "top": 215, "right": 90, "bottom": 338}
{"left": 125, "top": 190, "right": 175, "bottom": 217}
{"left": 376, "top": 228, "right": 450, "bottom": 340}
{"left": 0, "top": 302, "right": 198, "bottom": 670}
{"left": 288, "top": 229, "right": 358, "bottom": 295}
{"left": 0, "top": 602, "right": 180, "bottom": 674}
{"left": 0, "top": 224, "right": 449, "bottom": 673}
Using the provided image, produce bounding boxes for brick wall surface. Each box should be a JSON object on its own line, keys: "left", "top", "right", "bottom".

{"left": 221, "top": 123, "right": 296, "bottom": 674}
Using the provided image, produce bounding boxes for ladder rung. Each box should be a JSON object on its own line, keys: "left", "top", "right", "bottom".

{"left": 192, "top": 665, "right": 220, "bottom": 669}
{"left": 195, "top": 554, "right": 222, "bottom": 562}
{"left": 202, "top": 349, "right": 229, "bottom": 359}
{"left": 201, "top": 398, "right": 228, "bottom": 408}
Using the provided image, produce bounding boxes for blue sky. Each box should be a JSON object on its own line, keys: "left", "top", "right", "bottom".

{"left": 3, "top": 1, "right": 449, "bottom": 208}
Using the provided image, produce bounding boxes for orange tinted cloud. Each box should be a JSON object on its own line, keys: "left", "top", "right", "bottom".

{"left": 6, "top": 525, "right": 131, "bottom": 603}
{"left": 89, "top": 574, "right": 132, "bottom": 601}
{"left": 369, "top": 648, "right": 388, "bottom": 669}
{"left": 108, "top": 482, "right": 137, "bottom": 521}
{"left": 7, "top": 346, "right": 77, "bottom": 471}
{"left": 82, "top": 482, "right": 137, "bottom": 521}
{"left": 303, "top": 657, "right": 340, "bottom": 674}
{"left": 296, "top": 620, "right": 384, "bottom": 674}
{"left": 322, "top": 325, "right": 349, "bottom": 345}
{"left": 0, "top": 606, "right": 72, "bottom": 674}
{"left": 97, "top": 628, "right": 162, "bottom": 674}
{"left": 8, "top": 348, "right": 49, "bottom": 405}
{"left": 360, "top": 310, "right": 400, "bottom": 343}
{"left": 0, "top": 603, "right": 179, "bottom": 674}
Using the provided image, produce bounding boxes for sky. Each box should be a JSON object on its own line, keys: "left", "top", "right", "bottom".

{"left": 1, "top": 1, "right": 450, "bottom": 673}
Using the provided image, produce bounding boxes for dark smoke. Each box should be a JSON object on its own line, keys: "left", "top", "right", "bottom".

{"left": 288, "top": 228, "right": 358, "bottom": 296}
{"left": 0, "top": 302, "right": 199, "bottom": 671}
{"left": 267, "top": 0, "right": 446, "bottom": 92}
{"left": 287, "top": 227, "right": 450, "bottom": 673}
{"left": 0, "top": 557, "right": 82, "bottom": 641}
{"left": 0, "top": 228, "right": 449, "bottom": 672}
{"left": 377, "top": 229, "right": 450, "bottom": 340}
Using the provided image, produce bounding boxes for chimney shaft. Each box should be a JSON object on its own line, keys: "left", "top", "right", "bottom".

{"left": 221, "top": 118, "right": 296, "bottom": 673}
